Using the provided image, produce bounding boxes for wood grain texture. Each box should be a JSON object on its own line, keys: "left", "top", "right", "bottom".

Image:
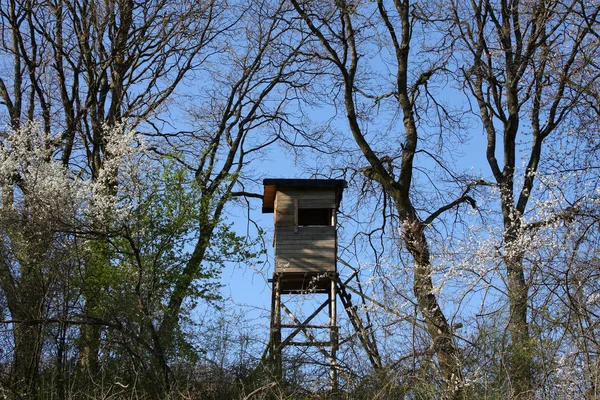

{"left": 274, "top": 226, "right": 336, "bottom": 273}
{"left": 278, "top": 189, "right": 336, "bottom": 209}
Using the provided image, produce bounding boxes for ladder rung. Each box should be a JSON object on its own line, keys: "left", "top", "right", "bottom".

{"left": 289, "top": 341, "right": 333, "bottom": 347}
{"left": 279, "top": 324, "right": 337, "bottom": 329}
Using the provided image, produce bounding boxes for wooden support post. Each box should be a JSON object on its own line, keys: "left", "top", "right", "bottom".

{"left": 329, "top": 274, "right": 338, "bottom": 391}
{"left": 293, "top": 198, "right": 298, "bottom": 233}
{"left": 270, "top": 274, "right": 282, "bottom": 379}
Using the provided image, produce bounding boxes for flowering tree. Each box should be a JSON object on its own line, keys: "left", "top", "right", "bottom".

{"left": 446, "top": 0, "right": 600, "bottom": 397}
{"left": 0, "top": 122, "right": 84, "bottom": 395}
{"left": 0, "top": 0, "right": 313, "bottom": 397}
{"left": 0, "top": 0, "right": 225, "bottom": 383}
{"left": 0, "top": 120, "right": 258, "bottom": 397}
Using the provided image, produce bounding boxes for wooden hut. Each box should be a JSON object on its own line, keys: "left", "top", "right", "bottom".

{"left": 263, "top": 178, "right": 347, "bottom": 386}
{"left": 262, "top": 178, "right": 346, "bottom": 292}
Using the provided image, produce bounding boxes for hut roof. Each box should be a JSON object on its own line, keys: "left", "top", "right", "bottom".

{"left": 262, "top": 178, "right": 347, "bottom": 213}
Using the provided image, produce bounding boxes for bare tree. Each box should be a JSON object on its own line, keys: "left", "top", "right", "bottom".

{"left": 288, "top": 0, "right": 480, "bottom": 397}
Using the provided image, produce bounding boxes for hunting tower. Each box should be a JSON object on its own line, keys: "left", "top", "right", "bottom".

{"left": 263, "top": 178, "right": 346, "bottom": 388}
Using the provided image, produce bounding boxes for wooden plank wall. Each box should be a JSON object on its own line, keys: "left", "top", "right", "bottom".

{"left": 275, "top": 191, "right": 295, "bottom": 227}
{"left": 280, "top": 189, "right": 336, "bottom": 209}
{"left": 275, "top": 226, "right": 336, "bottom": 273}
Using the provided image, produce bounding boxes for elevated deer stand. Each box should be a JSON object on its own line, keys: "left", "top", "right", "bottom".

{"left": 263, "top": 179, "right": 345, "bottom": 390}
{"left": 263, "top": 179, "right": 382, "bottom": 391}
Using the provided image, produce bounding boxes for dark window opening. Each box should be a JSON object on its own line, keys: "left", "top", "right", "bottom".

{"left": 298, "top": 208, "right": 332, "bottom": 226}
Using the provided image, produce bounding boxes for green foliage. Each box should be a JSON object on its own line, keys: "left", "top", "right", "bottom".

{"left": 76, "top": 159, "right": 263, "bottom": 394}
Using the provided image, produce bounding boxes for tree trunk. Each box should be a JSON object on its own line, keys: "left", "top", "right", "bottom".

{"left": 505, "top": 254, "right": 533, "bottom": 399}
{"left": 502, "top": 205, "right": 533, "bottom": 399}
{"left": 403, "top": 212, "right": 463, "bottom": 399}
{"left": 0, "top": 236, "right": 45, "bottom": 398}
{"left": 76, "top": 240, "right": 111, "bottom": 385}
{"left": 77, "top": 322, "right": 101, "bottom": 379}
{"left": 11, "top": 313, "right": 43, "bottom": 398}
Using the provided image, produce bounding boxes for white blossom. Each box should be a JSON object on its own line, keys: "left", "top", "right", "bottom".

{"left": 0, "top": 121, "right": 147, "bottom": 230}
